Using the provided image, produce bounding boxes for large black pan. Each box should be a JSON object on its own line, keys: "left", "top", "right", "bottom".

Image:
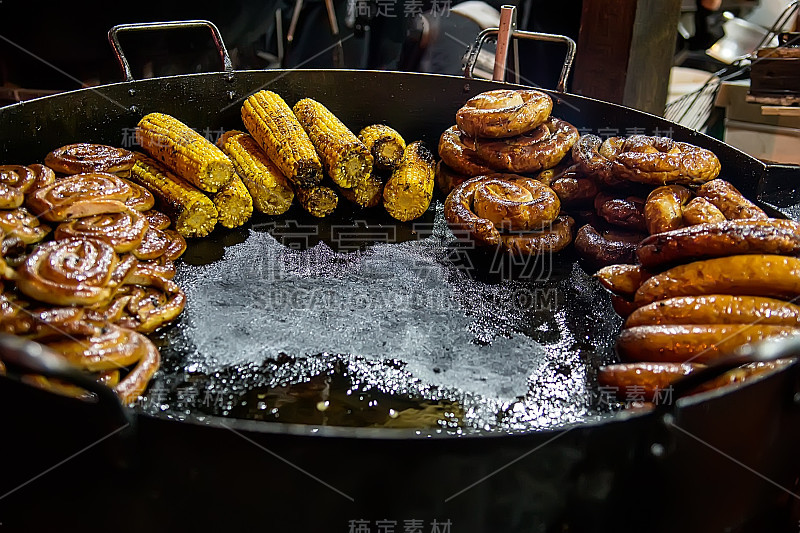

{"left": 1, "top": 60, "right": 800, "bottom": 533}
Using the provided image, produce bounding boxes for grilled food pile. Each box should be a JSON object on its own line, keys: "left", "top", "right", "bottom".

{"left": 596, "top": 215, "right": 800, "bottom": 402}
{"left": 0, "top": 146, "right": 188, "bottom": 403}
{"left": 240, "top": 90, "right": 434, "bottom": 221}
{"left": 437, "top": 89, "right": 579, "bottom": 193}
{"left": 0, "top": 91, "right": 434, "bottom": 404}
{"left": 130, "top": 92, "right": 433, "bottom": 225}
{"left": 439, "top": 90, "right": 578, "bottom": 255}
{"left": 568, "top": 135, "right": 724, "bottom": 267}
{"left": 437, "top": 89, "right": 727, "bottom": 260}
{"left": 437, "top": 88, "right": 795, "bottom": 402}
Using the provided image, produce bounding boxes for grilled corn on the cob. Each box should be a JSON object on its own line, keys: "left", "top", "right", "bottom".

{"left": 129, "top": 156, "right": 218, "bottom": 238}
{"left": 383, "top": 141, "right": 435, "bottom": 222}
{"left": 295, "top": 184, "right": 338, "bottom": 218}
{"left": 217, "top": 130, "right": 294, "bottom": 216}
{"left": 339, "top": 174, "right": 384, "bottom": 208}
{"left": 241, "top": 90, "right": 322, "bottom": 188}
{"left": 136, "top": 113, "right": 234, "bottom": 193}
{"left": 358, "top": 124, "right": 406, "bottom": 171}
{"left": 293, "top": 98, "right": 373, "bottom": 189}
{"left": 212, "top": 175, "right": 253, "bottom": 229}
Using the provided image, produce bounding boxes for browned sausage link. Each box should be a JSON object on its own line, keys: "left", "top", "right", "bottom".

{"left": 636, "top": 219, "right": 800, "bottom": 269}
{"left": 695, "top": 360, "right": 791, "bottom": 393}
{"left": 598, "top": 362, "right": 699, "bottom": 402}
{"left": 499, "top": 215, "right": 574, "bottom": 255}
{"left": 455, "top": 89, "right": 553, "bottom": 139}
{"left": 697, "top": 179, "right": 767, "bottom": 220}
{"left": 475, "top": 117, "right": 580, "bottom": 173}
{"left": 595, "top": 264, "right": 653, "bottom": 297}
{"left": 472, "top": 176, "right": 561, "bottom": 230}
{"left": 616, "top": 324, "right": 800, "bottom": 364}
{"left": 644, "top": 185, "right": 691, "bottom": 234}
{"left": 572, "top": 135, "right": 629, "bottom": 188}
{"left": 610, "top": 295, "right": 639, "bottom": 318}
{"left": 435, "top": 161, "right": 470, "bottom": 196}
{"left": 681, "top": 196, "right": 725, "bottom": 226}
{"left": 611, "top": 135, "right": 722, "bottom": 185}
{"left": 443, "top": 176, "right": 502, "bottom": 246}
{"left": 598, "top": 196, "right": 647, "bottom": 232}
{"left": 574, "top": 224, "right": 641, "bottom": 268}
{"left": 634, "top": 255, "right": 800, "bottom": 307}
{"left": 549, "top": 167, "right": 599, "bottom": 207}
{"left": 438, "top": 126, "right": 494, "bottom": 177}
{"left": 593, "top": 191, "right": 616, "bottom": 212}
{"left": 625, "top": 295, "right": 800, "bottom": 328}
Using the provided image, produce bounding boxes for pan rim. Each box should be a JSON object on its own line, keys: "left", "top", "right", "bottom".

{"left": 0, "top": 67, "right": 791, "bottom": 439}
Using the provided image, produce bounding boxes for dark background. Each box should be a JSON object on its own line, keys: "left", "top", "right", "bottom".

{"left": 0, "top": 0, "right": 583, "bottom": 95}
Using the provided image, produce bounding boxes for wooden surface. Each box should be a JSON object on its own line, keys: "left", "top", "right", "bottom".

{"left": 573, "top": 0, "right": 682, "bottom": 116}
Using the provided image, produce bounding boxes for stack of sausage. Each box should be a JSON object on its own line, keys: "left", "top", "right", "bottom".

{"left": 0, "top": 145, "right": 190, "bottom": 403}
{"left": 569, "top": 133, "right": 724, "bottom": 268}
{"left": 438, "top": 89, "right": 581, "bottom": 255}
{"left": 595, "top": 180, "right": 800, "bottom": 403}
{"left": 437, "top": 89, "right": 579, "bottom": 194}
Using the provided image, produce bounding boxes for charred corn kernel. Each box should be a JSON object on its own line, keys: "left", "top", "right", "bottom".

{"left": 212, "top": 174, "right": 253, "bottom": 229}
{"left": 295, "top": 184, "right": 338, "bottom": 218}
{"left": 136, "top": 113, "right": 234, "bottom": 193}
{"left": 383, "top": 141, "right": 435, "bottom": 222}
{"left": 129, "top": 156, "right": 218, "bottom": 238}
{"left": 358, "top": 124, "right": 406, "bottom": 171}
{"left": 292, "top": 98, "right": 373, "bottom": 189}
{"left": 241, "top": 90, "right": 322, "bottom": 188}
{"left": 339, "top": 174, "right": 384, "bottom": 208}
{"left": 218, "top": 130, "right": 294, "bottom": 215}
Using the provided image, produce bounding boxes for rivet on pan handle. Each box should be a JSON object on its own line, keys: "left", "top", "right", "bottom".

{"left": 107, "top": 20, "right": 234, "bottom": 82}
{"left": 463, "top": 22, "right": 577, "bottom": 93}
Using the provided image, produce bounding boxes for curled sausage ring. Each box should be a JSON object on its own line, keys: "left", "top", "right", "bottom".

{"left": 456, "top": 89, "right": 553, "bottom": 139}
{"left": 444, "top": 174, "right": 572, "bottom": 254}
{"left": 573, "top": 134, "right": 721, "bottom": 186}
{"left": 438, "top": 126, "right": 494, "bottom": 177}
{"left": 475, "top": 117, "right": 580, "bottom": 173}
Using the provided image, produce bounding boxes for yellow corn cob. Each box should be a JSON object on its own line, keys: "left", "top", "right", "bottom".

{"left": 294, "top": 184, "right": 338, "bottom": 218}
{"left": 358, "top": 124, "right": 406, "bottom": 171}
{"left": 217, "top": 130, "right": 294, "bottom": 215}
{"left": 383, "top": 141, "right": 435, "bottom": 222}
{"left": 129, "top": 156, "right": 218, "bottom": 238}
{"left": 212, "top": 174, "right": 253, "bottom": 229}
{"left": 241, "top": 90, "right": 322, "bottom": 188}
{"left": 339, "top": 174, "right": 384, "bottom": 208}
{"left": 292, "top": 98, "right": 373, "bottom": 189}
{"left": 136, "top": 112, "right": 234, "bottom": 193}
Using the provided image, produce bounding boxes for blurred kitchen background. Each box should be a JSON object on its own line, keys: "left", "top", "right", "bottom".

{"left": 1, "top": 0, "right": 798, "bottom": 162}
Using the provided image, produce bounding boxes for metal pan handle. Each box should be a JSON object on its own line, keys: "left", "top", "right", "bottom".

{"left": 463, "top": 26, "right": 576, "bottom": 93}
{"left": 0, "top": 334, "right": 132, "bottom": 428}
{"left": 108, "top": 19, "right": 234, "bottom": 82}
{"left": 659, "top": 335, "right": 800, "bottom": 411}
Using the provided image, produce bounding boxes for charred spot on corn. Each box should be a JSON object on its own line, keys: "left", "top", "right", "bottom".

{"left": 358, "top": 124, "right": 407, "bottom": 172}
{"left": 339, "top": 173, "right": 384, "bottom": 208}
{"left": 382, "top": 141, "right": 436, "bottom": 222}
{"left": 295, "top": 184, "right": 338, "bottom": 218}
{"left": 135, "top": 112, "right": 234, "bottom": 193}
{"left": 292, "top": 98, "right": 373, "bottom": 189}
{"left": 241, "top": 90, "right": 323, "bottom": 188}
{"left": 212, "top": 174, "right": 253, "bottom": 229}
{"left": 129, "top": 155, "right": 218, "bottom": 238}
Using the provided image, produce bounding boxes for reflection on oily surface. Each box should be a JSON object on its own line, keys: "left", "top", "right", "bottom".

{"left": 143, "top": 203, "right": 623, "bottom": 432}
